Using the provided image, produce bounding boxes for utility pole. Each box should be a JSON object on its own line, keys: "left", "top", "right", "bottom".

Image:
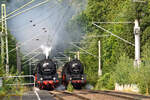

{"left": 0, "top": 21, "right": 4, "bottom": 66}
{"left": 1, "top": 3, "right": 9, "bottom": 74}
{"left": 29, "top": 61, "right": 31, "bottom": 83}
{"left": 16, "top": 43, "right": 21, "bottom": 73}
{"left": 98, "top": 40, "right": 102, "bottom": 76}
{"left": 68, "top": 56, "right": 71, "bottom": 61}
{"left": 134, "top": 19, "right": 141, "bottom": 67}
{"left": 74, "top": 55, "right": 77, "bottom": 59}
{"left": 77, "top": 51, "right": 80, "bottom": 60}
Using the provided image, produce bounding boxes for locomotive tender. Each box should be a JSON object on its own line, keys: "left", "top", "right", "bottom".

{"left": 35, "top": 59, "right": 59, "bottom": 89}
{"left": 62, "top": 59, "right": 86, "bottom": 89}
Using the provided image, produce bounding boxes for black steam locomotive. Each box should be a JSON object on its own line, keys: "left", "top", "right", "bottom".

{"left": 35, "top": 59, "right": 59, "bottom": 90}
{"left": 62, "top": 59, "right": 86, "bottom": 89}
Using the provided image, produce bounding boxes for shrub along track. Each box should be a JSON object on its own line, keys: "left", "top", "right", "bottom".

{"left": 50, "top": 90, "right": 150, "bottom": 100}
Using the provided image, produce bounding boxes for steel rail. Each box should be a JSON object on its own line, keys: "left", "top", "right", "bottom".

{"left": 49, "top": 91, "right": 90, "bottom": 100}
{"left": 85, "top": 90, "right": 150, "bottom": 100}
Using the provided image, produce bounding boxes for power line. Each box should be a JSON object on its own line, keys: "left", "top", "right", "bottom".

{"left": 70, "top": 43, "right": 98, "bottom": 58}
{"left": 9, "top": 5, "right": 69, "bottom": 53}
{"left": 46, "top": 5, "right": 72, "bottom": 47}
{"left": 6, "top": 0, "right": 35, "bottom": 17}
{"left": 22, "top": 46, "right": 41, "bottom": 58}
{"left": 92, "top": 22, "right": 135, "bottom": 46}
{"left": 22, "top": 53, "right": 41, "bottom": 65}
{"left": 82, "top": 35, "right": 110, "bottom": 38}
{"left": 93, "top": 22, "right": 133, "bottom": 24}
{"left": 0, "top": 0, "right": 51, "bottom": 22}
{"left": 8, "top": 31, "right": 46, "bottom": 54}
{"left": 9, "top": 3, "right": 63, "bottom": 31}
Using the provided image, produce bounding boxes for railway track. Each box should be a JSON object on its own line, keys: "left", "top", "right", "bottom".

{"left": 49, "top": 90, "right": 90, "bottom": 100}
{"left": 99, "top": 90, "right": 150, "bottom": 100}
{"left": 76, "top": 90, "right": 150, "bottom": 100}
{"left": 49, "top": 90, "right": 150, "bottom": 100}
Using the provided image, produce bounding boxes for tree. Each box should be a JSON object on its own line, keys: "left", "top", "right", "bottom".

{"left": 0, "top": 27, "right": 17, "bottom": 76}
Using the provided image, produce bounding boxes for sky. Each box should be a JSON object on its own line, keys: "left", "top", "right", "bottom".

{"left": 1, "top": 0, "right": 86, "bottom": 61}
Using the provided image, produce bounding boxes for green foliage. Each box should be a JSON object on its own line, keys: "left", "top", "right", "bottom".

{"left": 95, "top": 73, "right": 115, "bottom": 90}
{"left": 0, "top": 29, "right": 17, "bottom": 76}
{"left": 137, "top": 65, "right": 150, "bottom": 94}
{"left": 136, "top": 44, "right": 150, "bottom": 94}
{"left": 113, "top": 54, "right": 135, "bottom": 84}
{"left": 65, "top": 0, "right": 150, "bottom": 91}
{"left": 0, "top": 25, "right": 29, "bottom": 95}
{"left": 113, "top": 49, "right": 150, "bottom": 94}
{"left": 67, "top": 82, "right": 74, "bottom": 92}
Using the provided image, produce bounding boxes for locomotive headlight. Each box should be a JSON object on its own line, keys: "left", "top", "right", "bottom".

{"left": 40, "top": 78, "right": 43, "bottom": 81}
{"left": 53, "top": 77, "right": 56, "bottom": 80}
{"left": 70, "top": 77, "right": 72, "bottom": 80}
{"left": 81, "top": 77, "right": 84, "bottom": 80}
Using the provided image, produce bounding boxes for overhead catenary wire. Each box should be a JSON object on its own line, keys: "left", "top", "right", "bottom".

{"left": 8, "top": 3, "right": 69, "bottom": 53}
{"left": 82, "top": 35, "right": 110, "bottom": 38}
{"left": 22, "top": 53, "right": 41, "bottom": 65}
{"left": 132, "top": 0, "right": 146, "bottom": 3}
{"left": 6, "top": 1, "right": 71, "bottom": 60}
{"left": 0, "top": 0, "right": 51, "bottom": 22}
{"left": 57, "top": 52, "right": 70, "bottom": 58}
{"left": 9, "top": 3, "right": 63, "bottom": 31}
{"left": 8, "top": 31, "right": 46, "bottom": 54}
{"left": 6, "top": 0, "right": 35, "bottom": 17}
{"left": 53, "top": 57, "right": 65, "bottom": 64}
{"left": 93, "top": 22, "right": 133, "bottom": 24}
{"left": 92, "top": 22, "right": 135, "bottom": 46}
{"left": 22, "top": 46, "right": 41, "bottom": 58}
{"left": 71, "top": 42, "right": 96, "bottom": 44}
{"left": 70, "top": 43, "right": 98, "bottom": 58}
{"left": 4, "top": 1, "right": 76, "bottom": 63}
{"left": 46, "top": 5, "right": 72, "bottom": 47}
{"left": 7, "top": 0, "right": 51, "bottom": 20}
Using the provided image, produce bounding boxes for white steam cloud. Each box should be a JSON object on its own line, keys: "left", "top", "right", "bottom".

{"left": 40, "top": 45, "right": 52, "bottom": 59}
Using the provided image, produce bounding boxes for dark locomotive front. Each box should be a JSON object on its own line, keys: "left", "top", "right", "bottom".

{"left": 35, "top": 59, "right": 59, "bottom": 89}
{"left": 62, "top": 59, "right": 86, "bottom": 89}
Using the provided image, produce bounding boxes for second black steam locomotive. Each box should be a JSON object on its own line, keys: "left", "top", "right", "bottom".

{"left": 35, "top": 59, "right": 59, "bottom": 90}
{"left": 62, "top": 59, "right": 86, "bottom": 89}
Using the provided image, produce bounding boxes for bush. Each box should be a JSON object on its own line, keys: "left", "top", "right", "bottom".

{"left": 95, "top": 73, "right": 115, "bottom": 90}
{"left": 113, "top": 50, "right": 150, "bottom": 94}
{"left": 136, "top": 64, "right": 150, "bottom": 94}
{"left": 67, "top": 82, "right": 74, "bottom": 92}
{"left": 113, "top": 54, "right": 135, "bottom": 85}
